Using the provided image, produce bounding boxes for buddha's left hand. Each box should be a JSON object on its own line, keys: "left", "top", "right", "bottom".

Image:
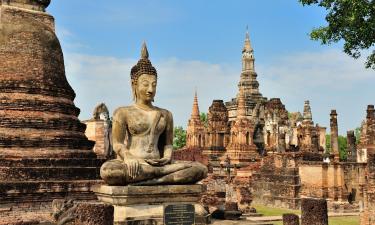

{"left": 145, "top": 157, "right": 171, "bottom": 166}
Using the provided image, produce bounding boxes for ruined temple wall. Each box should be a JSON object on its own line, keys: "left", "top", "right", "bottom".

{"left": 300, "top": 161, "right": 366, "bottom": 212}
{"left": 299, "top": 162, "right": 343, "bottom": 199}
{"left": 252, "top": 153, "right": 301, "bottom": 209}
{"left": 172, "top": 147, "right": 208, "bottom": 165}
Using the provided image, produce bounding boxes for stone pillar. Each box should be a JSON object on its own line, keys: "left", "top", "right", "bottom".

{"left": 301, "top": 198, "right": 328, "bottom": 225}
{"left": 283, "top": 213, "right": 300, "bottom": 225}
{"left": 278, "top": 132, "right": 286, "bottom": 153}
{"left": 330, "top": 110, "right": 339, "bottom": 162}
{"left": 347, "top": 130, "right": 357, "bottom": 162}
{"left": 84, "top": 119, "right": 106, "bottom": 156}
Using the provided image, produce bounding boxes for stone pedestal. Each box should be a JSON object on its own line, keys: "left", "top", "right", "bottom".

{"left": 301, "top": 198, "right": 328, "bottom": 225}
{"left": 283, "top": 213, "right": 300, "bottom": 225}
{"left": 94, "top": 185, "right": 210, "bottom": 225}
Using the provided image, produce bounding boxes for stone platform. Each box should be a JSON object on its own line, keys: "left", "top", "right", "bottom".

{"left": 94, "top": 184, "right": 210, "bottom": 225}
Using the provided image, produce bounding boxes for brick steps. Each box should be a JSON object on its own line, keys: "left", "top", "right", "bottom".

{"left": 0, "top": 137, "right": 94, "bottom": 149}
{"left": 0, "top": 166, "right": 101, "bottom": 181}
{"left": 0, "top": 158, "right": 104, "bottom": 167}
{"left": 0, "top": 116, "right": 86, "bottom": 132}
{"left": 0, "top": 99, "right": 80, "bottom": 116}
{"left": 0, "top": 180, "right": 102, "bottom": 203}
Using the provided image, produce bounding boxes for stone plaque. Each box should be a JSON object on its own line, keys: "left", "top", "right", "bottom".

{"left": 164, "top": 204, "right": 195, "bottom": 225}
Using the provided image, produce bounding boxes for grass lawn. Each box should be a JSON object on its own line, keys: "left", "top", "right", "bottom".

{"left": 253, "top": 204, "right": 300, "bottom": 216}
{"left": 253, "top": 204, "right": 359, "bottom": 225}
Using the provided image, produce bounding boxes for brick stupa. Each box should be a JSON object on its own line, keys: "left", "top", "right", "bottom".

{"left": 0, "top": 0, "right": 103, "bottom": 221}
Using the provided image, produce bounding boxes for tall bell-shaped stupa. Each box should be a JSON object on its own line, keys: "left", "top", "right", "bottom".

{"left": 0, "top": 0, "right": 103, "bottom": 222}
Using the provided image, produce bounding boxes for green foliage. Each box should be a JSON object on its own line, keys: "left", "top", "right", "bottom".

{"left": 299, "top": 0, "right": 375, "bottom": 69}
{"left": 325, "top": 134, "right": 348, "bottom": 160}
{"left": 326, "top": 134, "right": 331, "bottom": 151}
{"left": 200, "top": 112, "right": 208, "bottom": 127}
{"left": 173, "top": 126, "right": 186, "bottom": 150}
{"left": 355, "top": 126, "right": 361, "bottom": 144}
{"left": 338, "top": 135, "right": 347, "bottom": 160}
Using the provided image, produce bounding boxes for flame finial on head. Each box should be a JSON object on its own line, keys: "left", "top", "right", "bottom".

{"left": 130, "top": 42, "right": 157, "bottom": 82}
{"left": 141, "top": 42, "right": 149, "bottom": 59}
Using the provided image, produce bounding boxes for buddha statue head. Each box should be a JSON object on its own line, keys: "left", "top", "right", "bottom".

{"left": 130, "top": 43, "right": 158, "bottom": 103}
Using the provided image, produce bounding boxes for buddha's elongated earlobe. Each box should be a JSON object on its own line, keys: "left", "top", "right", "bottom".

{"left": 131, "top": 82, "right": 137, "bottom": 102}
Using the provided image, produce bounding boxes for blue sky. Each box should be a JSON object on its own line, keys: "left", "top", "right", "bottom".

{"left": 48, "top": 0, "right": 375, "bottom": 135}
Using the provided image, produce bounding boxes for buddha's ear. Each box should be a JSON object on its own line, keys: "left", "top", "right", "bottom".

{"left": 131, "top": 80, "right": 137, "bottom": 101}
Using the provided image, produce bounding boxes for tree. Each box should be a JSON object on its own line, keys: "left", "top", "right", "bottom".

{"left": 299, "top": 0, "right": 375, "bottom": 69}
{"left": 355, "top": 126, "right": 361, "bottom": 144}
{"left": 200, "top": 112, "right": 208, "bottom": 127}
{"left": 325, "top": 134, "right": 348, "bottom": 160}
{"left": 173, "top": 126, "right": 186, "bottom": 150}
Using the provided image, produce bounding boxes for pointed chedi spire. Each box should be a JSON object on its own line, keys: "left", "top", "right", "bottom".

{"left": 303, "top": 100, "right": 313, "bottom": 124}
{"left": 241, "top": 26, "right": 255, "bottom": 73}
{"left": 191, "top": 89, "right": 200, "bottom": 120}
{"left": 243, "top": 25, "right": 253, "bottom": 53}
{"left": 237, "top": 87, "right": 246, "bottom": 119}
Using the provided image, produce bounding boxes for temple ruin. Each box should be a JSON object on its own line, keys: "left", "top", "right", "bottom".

{"left": 175, "top": 30, "right": 374, "bottom": 217}
{"left": 0, "top": 0, "right": 103, "bottom": 222}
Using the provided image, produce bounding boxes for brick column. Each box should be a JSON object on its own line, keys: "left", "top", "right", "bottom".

{"left": 330, "top": 110, "right": 339, "bottom": 162}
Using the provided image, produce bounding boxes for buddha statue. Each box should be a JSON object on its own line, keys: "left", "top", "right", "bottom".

{"left": 100, "top": 43, "right": 207, "bottom": 185}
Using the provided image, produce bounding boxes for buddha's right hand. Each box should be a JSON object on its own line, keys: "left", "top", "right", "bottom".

{"left": 124, "top": 159, "right": 141, "bottom": 179}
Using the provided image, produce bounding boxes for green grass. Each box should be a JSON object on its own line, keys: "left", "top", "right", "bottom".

{"left": 252, "top": 204, "right": 300, "bottom": 216}
{"left": 273, "top": 217, "right": 359, "bottom": 225}
{"left": 253, "top": 204, "right": 359, "bottom": 225}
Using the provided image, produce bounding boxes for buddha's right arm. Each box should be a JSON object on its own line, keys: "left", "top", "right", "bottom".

{"left": 112, "top": 109, "right": 132, "bottom": 160}
{"left": 112, "top": 118, "right": 127, "bottom": 159}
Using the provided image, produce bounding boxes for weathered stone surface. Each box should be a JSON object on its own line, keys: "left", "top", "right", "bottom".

{"left": 75, "top": 203, "right": 114, "bottom": 225}
{"left": 0, "top": 2, "right": 104, "bottom": 221}
{"left": 252, "top": 153, "right": 301, "bottom": 209}
{"left": 94, "top": 185, "right": 205, "bottom": 205}
{"left": 301, "top": 198, "right": 328, "bottom": 225}
{"left": 52, "top": 200, "right": 113, "bottom": 225}
{"left": 360, "top": 105, "right": 375, "bottom": 225}
{"left": 94, "top": 184, "right": 209, "bottom": 225}
{"left": 283, "top": 213, "right": 299, "bottom": 225}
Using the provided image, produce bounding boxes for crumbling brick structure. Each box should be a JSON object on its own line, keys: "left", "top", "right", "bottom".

{"left": 360, "top": 105, "right": 375, "bottom": 225}
{"left": 0, "top": 0, "right": 103, "bottom": 222}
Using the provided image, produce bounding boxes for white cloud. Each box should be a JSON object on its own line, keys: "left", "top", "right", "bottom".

{"left": 64, "top": 53, "right": 239, "bottom": 127}
{"left": 64, "top": 49, "right": 375, "bottom": 135}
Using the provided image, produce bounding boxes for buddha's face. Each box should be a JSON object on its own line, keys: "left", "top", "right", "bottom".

{"left": 135, "top": 74, "right": 157, "bottom": 103}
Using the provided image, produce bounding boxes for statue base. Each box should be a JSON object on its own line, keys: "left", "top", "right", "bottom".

{"left": 93, "top": 184, "right": 210, "bottom": 225}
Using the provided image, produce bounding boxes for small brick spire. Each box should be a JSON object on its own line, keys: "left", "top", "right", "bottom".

{"left": 191, "top": 90, "right": 200, "bottom": 120}
{"left": 303, "top": 100, "right": 313, "bottom": 124}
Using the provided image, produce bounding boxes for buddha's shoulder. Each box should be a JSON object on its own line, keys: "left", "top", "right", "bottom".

{"left": 154, "top": 106, "right": 173, "bottom": 118}
{"left": 113, "top": 106, "right": 132, "bottom": 117}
